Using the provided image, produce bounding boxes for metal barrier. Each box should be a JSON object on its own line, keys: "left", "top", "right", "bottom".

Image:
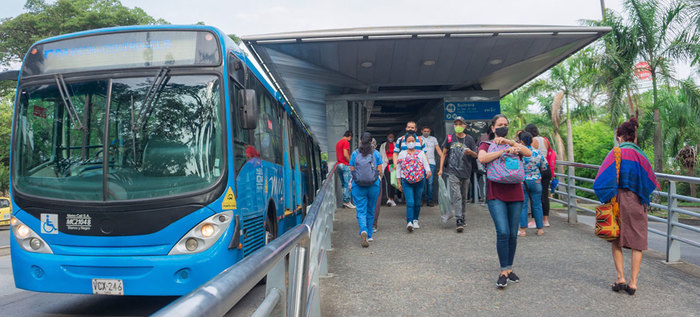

{"left": 552, "top": 161, "right": 700, "bottom": 263}
{"left": 153, "top": 164, "right": 338, "bottom": 317}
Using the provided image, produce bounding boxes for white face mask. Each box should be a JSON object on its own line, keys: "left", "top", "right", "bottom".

{"left": 407, "top": 142, "right": 417, "bottom": 149}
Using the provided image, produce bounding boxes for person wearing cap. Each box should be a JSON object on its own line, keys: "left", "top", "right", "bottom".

{"left": 438, "top": 116, "right": 478, "bottom": 232}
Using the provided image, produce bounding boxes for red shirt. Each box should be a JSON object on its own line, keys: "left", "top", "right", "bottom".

{"left": 479, "top": 142, "right": 524, "bottom": 202}
{"left": 336, "top": 138, "right": 350, "bottom": 165}
{"left": 385, "top": 142, "right": 395, "bottom": 162}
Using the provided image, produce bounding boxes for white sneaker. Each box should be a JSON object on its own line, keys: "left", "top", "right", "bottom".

{"left": 344, "top": 202, "right": 356, "bottom": 209}
{"left": 373, "top": 227, "right": 378, "bottom": 233}
{"left": 387, "top": 199, "right": 397, "bottom": 207}
{"left": 412, "top": 219, "right": 420, "bottom": 229}
{"left": 367, "top": 237, "right": 374, "bottom": 242}
{"left": 406, "top": 222, "right": 414, "bottom": 232}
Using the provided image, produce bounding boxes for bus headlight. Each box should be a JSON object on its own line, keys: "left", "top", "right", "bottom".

{"left": 11, "top": 217, "right": 53, "bottom": 254}
{"left": 169, "top": 211, "right": 233, "bottom": 255}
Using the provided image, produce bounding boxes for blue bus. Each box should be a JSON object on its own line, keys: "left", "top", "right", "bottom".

{"left": 7, "top": 25, "right": 323, "bottom": 295}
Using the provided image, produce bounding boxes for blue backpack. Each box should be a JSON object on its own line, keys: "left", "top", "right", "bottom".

{"left": 352, "top": 150, "right": 379, "bottom": 186}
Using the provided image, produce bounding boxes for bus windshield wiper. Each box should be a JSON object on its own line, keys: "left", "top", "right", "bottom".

{"left": 54, "top": 74, "right": 84, "bottom": 131}
{"left": 55, "top": 74, "right": 87, "bottom": 160}
{"left": 133, "top": 67, "right": 170, "bottom": 133}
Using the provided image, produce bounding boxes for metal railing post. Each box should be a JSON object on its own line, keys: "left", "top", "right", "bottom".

{"left": 666, "top": 181, "right": 680, "bottom": 262}
{"left": 567, "top": 165, "right": 578, "bottom": 224}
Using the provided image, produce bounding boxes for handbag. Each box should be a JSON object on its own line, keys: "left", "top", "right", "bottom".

{"left": 595, "top": 147, "right": 621, "bottom": 240}
{"left": 390, "top": 165, "right": 399, "bottom": 189}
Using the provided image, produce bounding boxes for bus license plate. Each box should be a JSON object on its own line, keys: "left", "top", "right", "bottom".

{"left": 92, "top": 279, "right": 124, "bottom": 295}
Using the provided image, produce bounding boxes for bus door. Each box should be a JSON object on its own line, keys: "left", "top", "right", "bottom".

{"left": 282, "top": 116, "right": 295, "bottom": 230}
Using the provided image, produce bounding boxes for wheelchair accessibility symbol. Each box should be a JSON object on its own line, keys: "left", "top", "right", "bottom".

{"left": 41, "top": 213, "right": 59, "bottom": 234}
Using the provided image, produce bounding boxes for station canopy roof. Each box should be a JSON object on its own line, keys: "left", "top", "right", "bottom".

{"left": 242, "top": 25, "right": 610, "bottom": 150}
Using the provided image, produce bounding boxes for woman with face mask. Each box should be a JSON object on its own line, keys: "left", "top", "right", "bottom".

{"left": 477, "top": 114, "right": 531, "bottom": 289}
{"left": 396, "top": 135, "right": 431, "bottom": 232}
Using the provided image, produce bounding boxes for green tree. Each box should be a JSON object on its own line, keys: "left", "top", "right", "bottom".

{"left": 623, "top": 0, "right": 698, "bottom": 172}
{"left": 0, "top": 0, "right": 168, "bottom": 67}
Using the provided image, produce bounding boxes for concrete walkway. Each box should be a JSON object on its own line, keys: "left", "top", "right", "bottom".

{"left": 320, "top": 203, "right": 700, "bottom": 316}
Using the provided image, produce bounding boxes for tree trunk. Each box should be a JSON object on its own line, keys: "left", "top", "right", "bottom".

{"left": 652, "top": 72, "right": 663, "bottom": 172}
{"left": 566, "top": 94, "right": 574, "bottom": 162}
{"left": 554, "top": 132, "right": 566, "bottom": 174}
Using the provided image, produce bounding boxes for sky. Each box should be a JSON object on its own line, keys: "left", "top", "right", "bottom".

{"left": 1, "top": 0, "right": 695, "bottom": 78}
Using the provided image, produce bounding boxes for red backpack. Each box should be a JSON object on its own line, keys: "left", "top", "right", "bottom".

{"left": 544, "top": 137, "right": 557, "bottom": 177}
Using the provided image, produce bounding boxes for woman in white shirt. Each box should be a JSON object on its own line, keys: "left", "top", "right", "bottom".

{"left": 396, "top": 134, "right": 431, "bottom": 232}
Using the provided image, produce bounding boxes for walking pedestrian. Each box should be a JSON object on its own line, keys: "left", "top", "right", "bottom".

{"left": 396, "top": 134, "right": 431, "bottom": 232}
{"left": 349, "top": 132, "right": 383, "bottom": 247}
{"left": 392, "top": 121, "right": 425, "bottom": 170}
{"left": 477, "top": 114, "right": 531, "bottom": 288}
{"left": 421, "top": 126, "right": 444, "bottom": 207}
{"left": 379, "top": 133, "right": 398, "bottom": 207}
{"left": 516, "top": 131, "right": 547, "bottom": 237}
{"left": 525, "top": 124, "right": 553, "bottom": 227}
{"left": 438, "top": 116, "right": 477, "bottom": 232}
{"left": 336, "top": 130, "right": 355, "bottom": 209}
{"left": 371, "top": 137, "right": 383, "bottom": 233}
{"left": 593, "top": 117, "right": 659, "bottom": 295}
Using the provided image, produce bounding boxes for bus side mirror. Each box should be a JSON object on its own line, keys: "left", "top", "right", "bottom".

{"left": 239, "top": 89, "right": 258, "bottom": 130}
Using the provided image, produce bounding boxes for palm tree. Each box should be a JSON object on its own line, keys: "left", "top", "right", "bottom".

{"left": 624, "top": 0, "right": 698, "bottom": 172}
{"left": 584, "top": 9, "right": 641, "bottom": 127}
{"left": 500, "top": 79, "right": 546, "bottom": 131}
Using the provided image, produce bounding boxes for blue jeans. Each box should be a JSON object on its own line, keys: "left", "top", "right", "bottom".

{"left": 520, "top": 180, "right": 544, "bottom": 229}
{"left": 337, "top": 164, "right": 352, "bottom": 203}
{"left": 423, "top": 164, "right": 436, "bottom": 202}
{"left": 487, "top": 199, "right": 523, "bottom": 271}
{"left": 402, "top": 178, "right": 425, "bottom": 223}
{"left": 352, "top": 182, "right": 380, "bottom": 238}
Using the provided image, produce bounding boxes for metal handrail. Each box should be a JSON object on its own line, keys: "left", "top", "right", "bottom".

{"left": 154, "top": 164, "right": 339, "bottom": 317}
{"left": 554, "top": 160, "right": 699, "bottom": 263}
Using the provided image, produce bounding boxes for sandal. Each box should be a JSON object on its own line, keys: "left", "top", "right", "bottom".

{"left": 536, "top": 229, "right": 544, "bottom": 236}
{"left": 625, "top": 287, "right": 636, "bottom": 295}
{"left": 518, "top": 229, "right": 526, "bottom": 237}
{"left": 611, "top": 282, "right": 628, "bottom": 292}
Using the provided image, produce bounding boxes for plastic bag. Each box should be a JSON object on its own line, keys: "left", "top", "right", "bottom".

{"left": 390, "top": 165, "right": 399, "bottom": 189}
{"left": 439, "top": 176, "right": 453, "bottom": 223}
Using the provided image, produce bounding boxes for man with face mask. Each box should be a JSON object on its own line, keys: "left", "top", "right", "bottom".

{"left": 421, "top": 126, "right": 444, "bottom": 207}
{"left": 438, "top": 116, "right": 477, "bottom": 232}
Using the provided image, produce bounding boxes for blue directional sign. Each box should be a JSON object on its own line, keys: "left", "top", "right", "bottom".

{"left": 444, "top": 101, "right": 500, "bottom": 121}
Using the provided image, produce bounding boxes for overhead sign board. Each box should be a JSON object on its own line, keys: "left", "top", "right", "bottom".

{"left": 444, "top": 101, "right": 500, "bottom": 121}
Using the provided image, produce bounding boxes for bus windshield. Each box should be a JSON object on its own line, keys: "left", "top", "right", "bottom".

{"left": 14, "top": 74, "right": 224, "bottom": 201}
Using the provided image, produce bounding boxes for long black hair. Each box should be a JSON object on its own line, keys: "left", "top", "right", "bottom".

{"left": 487, "top": 114, "right": 508, "bottom": 140}
{"left": 359, "top": 132, "right": 373, "bottom": 156}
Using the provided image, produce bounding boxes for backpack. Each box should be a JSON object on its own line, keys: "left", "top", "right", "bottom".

{"left": 351, "top": 150, "right": 379, "bottom": 186}
{"left": 401, "top": 152, "right": 425, "bottom": 184}
{"left": 485, "top": 142, "right": 524, "bottom": 184}
{"left": 543, "top": 137, "right": 557, "bottom": 178}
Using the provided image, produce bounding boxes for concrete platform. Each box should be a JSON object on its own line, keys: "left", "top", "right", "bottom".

{"left": 320, "top": 203, "right": 700, "bottom": 316}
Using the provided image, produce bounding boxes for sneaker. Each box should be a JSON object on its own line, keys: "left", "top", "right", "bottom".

{"left": 543, "top": 220, "right": 550, "bottom": 227}
{"left": 367, "top": 237, "right": 374, "bottom": 242}
{"left": 413, "top": 219, "right": 420, "bottom": 229}
{"left": 360, "top": 231, "right": 369, "bottom": 247}
{"left": 427, "top": 201, "right": 434, "bottom": 207}
{"left": 507, "top": 272, "right": 520, "bottom": 283}
{"left": 527, "top": 220, "right": 536, "bottom": 228}
{"left": 497, "top": 274, "right": 508, "bottom": 288}
{"left": 406, "top": 222, "right": 414, "bottom": 232}
{"left": 387, "top": 199, "right": 397, "bottom": 207}
{"left": 343, "top": 202, "right": 356, "bottom": 209}
{"left": 456, "top": 220, "right": 465, "bottom": 233}
{"left": 373, "top": 227, "right": 378, "bottom": 233}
